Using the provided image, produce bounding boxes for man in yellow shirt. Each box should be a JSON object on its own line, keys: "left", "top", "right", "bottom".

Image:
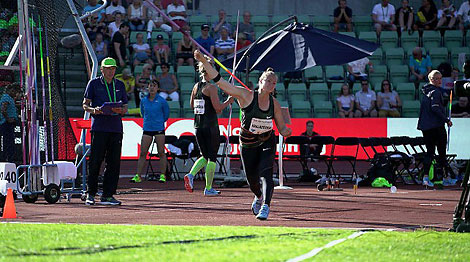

{"left": 115, "top": 68, "right": 135, "bottom": 101}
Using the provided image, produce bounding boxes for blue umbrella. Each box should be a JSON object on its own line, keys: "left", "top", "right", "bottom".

{"left": 222, "top": 22, "right": 379, "bottom": 72}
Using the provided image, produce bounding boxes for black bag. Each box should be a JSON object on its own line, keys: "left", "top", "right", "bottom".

{"left": 362, "top": 154, "right": 395, "bottom": 186}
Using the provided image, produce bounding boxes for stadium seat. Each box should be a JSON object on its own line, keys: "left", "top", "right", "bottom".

{"left": 358, "top": 31, "right": 378, "bottom": 44}
{"left": 309, "top": 83, "right": 329, "bottom": 103}
{"left": 182, "top": 100, "right": 193, "bottom": 118}
{"left": 314, "top": 100, "right": 333, "bottom": 118}
{"left": 339, "top": 31, "right": 356, "bottom": 38}
{"left": 385, "top": 48, "right": 404, "bottom": 66}
{"left": 380, "top": 31, "right": 398, "bottom": 49}
{"left": 167, "top": 101, "right": 181, "bottom": 118}
{"left": 180, "top": 83, "right": 194, "bottom": 99}
{"left": 429, "top": 47, "right": 449, "bottom": 67}
{"left": 444, "top": 30, "right": 463, "bottom": 49}
{"left": 312, "top": 15, "right": 332, "bottom": 31}
{"left": 287, "top": 83, "right": 308, "bottom": 101}
{"left": 402, "top": 100, "right": 420, "bottom": 117}
{"left": 296, "top": 15, "right": 311, "bottom": 24}
{"left": 330, "top": 83, "right": 344, "bottom": 102}
{"left": 171, "top": 32, "right": 184, "bottom": 50}
{"left": 271, "top": 15, "right": 290, "bottom": 30}
{"left": 389, "top": 64, "right": 409, "bottom": 86}
{"left": 274, "top": 84, "right": 286, "bottom": 101}
{"left": 368, "top": 64, "right": 388, "bottom": 85}
{"left": 396, "top": 82, "right": 416, "bottom": 101}
{"left": 325, "top": 65, "right": 345, "bottom": 83}
{"left": 304, "top": 66, "right": 324, "bottom": 83}
{"left": 450, "top": 46, "right": 470, "bottom": 69}
{"left": 189, "top": 15, "right": 208, "bottom": 27}
{"left": 177, "top": 65, "right": 196, "bottom": 84}
{"left": 291, "top": 100, "right": 312, "bottom": 118}
{"left": 251, "top": 15, "right": 270, "bottom": 31}
{"left": 369, "top": 48, "right": 383, "bottom": 65}
{"left": 354, "top": 15, "right": 373, "bottom": 33}
{"left": 254, "top": 27, "right": 267, "bottom": 39}
{"left": 400, "top": 31, "right": 419, "bottom": 51}
{"left": 278, "top": 99, "right": 289, "bottom": 108}
{"left": 422, "top": 30, "right": 441, "bottom": 49}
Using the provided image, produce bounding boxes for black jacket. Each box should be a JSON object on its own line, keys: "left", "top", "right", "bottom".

{"left": 417, "top": 83, "right": 449, "bottom": 131}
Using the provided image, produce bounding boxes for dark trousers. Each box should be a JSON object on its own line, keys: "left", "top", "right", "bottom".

{"left": 0, "top": 122, "right": 15, "bottom": 162}
{"left": 88, "top": 131, "right": 123, "bottom": 197}
{"left": 240, "top": 135, "right": 275, "bottom": 206}
{"left": 422, "top": 126, "right": 447, "bottom": 177}
{"left": 195, "top": 126, "right": 219, "bottom": 162}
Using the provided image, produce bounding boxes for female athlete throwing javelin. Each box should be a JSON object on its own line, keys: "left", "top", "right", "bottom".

{"left": 193, "top": 50, "right": 292, "bottom": 220}
{"left": 183, "top": 59, "right": 234, "bottom": 196}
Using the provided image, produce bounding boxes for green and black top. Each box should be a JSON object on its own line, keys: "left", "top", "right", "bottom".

{"left": 240, "top": 91, "right": 274, "bottom": 148}
{"left": 193, "top": 81, "right": 218, "bottom": 129}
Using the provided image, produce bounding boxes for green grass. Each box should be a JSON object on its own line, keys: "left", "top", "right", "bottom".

{"left": 0, "top": 224, "right": 469, "bottom": 262}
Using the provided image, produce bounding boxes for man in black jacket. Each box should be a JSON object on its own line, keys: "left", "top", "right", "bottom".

{"left": 417, "top": 70, "right": 453, "bottom": 187}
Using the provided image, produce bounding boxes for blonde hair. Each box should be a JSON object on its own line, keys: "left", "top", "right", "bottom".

{"left": 428, "top": 70, "right": 441, "bottom": 81}
{"left": 259, "top": 67, "right": 277, "bottom": 83}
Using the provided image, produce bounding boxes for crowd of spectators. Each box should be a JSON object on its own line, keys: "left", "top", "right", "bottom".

{"left": 0, "top": 7, "right": 18, "bottom": 88}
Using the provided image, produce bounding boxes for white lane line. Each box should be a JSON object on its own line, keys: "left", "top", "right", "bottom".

{"left": 286, "top": 231, "right": 368, "bottom": 262}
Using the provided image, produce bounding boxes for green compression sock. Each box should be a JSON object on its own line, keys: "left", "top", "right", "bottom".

{"left": 205, "top": 161, "right": 216, "bottom": 190}
{"left": 190, "top": 157, "right": 207, "bottom": 175}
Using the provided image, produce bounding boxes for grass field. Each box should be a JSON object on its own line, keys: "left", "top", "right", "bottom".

{"left": 1, "top": 224, "right": 470, "bottom": 262}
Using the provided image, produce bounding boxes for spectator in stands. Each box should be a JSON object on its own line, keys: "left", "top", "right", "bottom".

{"left": 153, "top": 34, "right": 170, "bottom": 64}
{"left": 414, "top": 0, "right": 438, "bottom": 31}
{"left": 436, "top": 0, "right": 457, "bottom": 29}
{"left": 235, "top": 32, "right": 252, "bottom": 51}
{"left": 451, "top": 97, "right": 470, "bottom": 117}
{"left": 127, "top": 0, "right": 147, "bottom": 31}
{"left": 215, "top": 26, "right": 235, "bottom": 61}
{"left": 105, "top": 0, "right": 126, "bottom": 22}
{"left": 132, "top": 32, "right": 153, "bottom": 67}
{"left": 395, "top": 0, "right": 415, "bottom": 34}
{"left": 336, "top": 84, "right": 355, "bottom": 118}
{"left": 176, "top": 29, "right": 196, "bottom": 66}
{"left": 333, "top": 0, "right": 353, "bottom": 32}
{"left": 82, "top": 0, "right": 105, "bottom": 23}
{"left": 108, "top": 12, "right": 123, "bottom": 38}
{"left": 212, "top": 9, "right": 232, "bottom": 39}
{"left": 377, "top": 79, "right": 401, "bottom": 117}
{"left": 110, "top": 23, "right": 130, "bottom": 70}
{"left": 457, "top": 0, "right": 470, "bottom": 35}
{"left": 300, "top": 120, "right": 321, "bottom": 157}
{"left": 157, "top": 63, "right": 179, "bottom": 101}
{"left": 161, "top": 0, "right": 185, "bottom": 9}
{"left": 355, "top": 80, "right": 378, "bottom": 117}
{"left": 409, "top": 47, "right": 432, "bottom": 86}
{"left": 167, "top": 0, "right": 188, "bottom": 30}
{"left": 372, "top": 0, "right": 397, "bottom": 36}
{"left": 239, "top": 11, "right": 255, "bottom": 41}
{"left": 195, "top": 24, "right": 215, "bottom": 56}
{"left": 84, "top": 13, "right": 106, "bottom": 42}
{"left": 135, "top": 63, "right": 156, "bottom": 107}
{"left": 0, "top": 83, "right": 20, "bottom": 162}
{"left": 115, "top": 68, "right": 136, "bottom": 102}
{"left": 464, "top": 60, "right": 470, "bottom": 80}
{"left": 147, "top": 0, "right": 172, "bottom": 39}
{"left": 347, "top": 57, "right": 373, "bottom": 86}
{"left": 92, "top": 33, "right": 107, "bottom": 63}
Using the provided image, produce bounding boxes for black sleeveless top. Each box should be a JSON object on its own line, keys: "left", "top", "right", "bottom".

{"left": 240, "top": 91, "right": 275, "bottom": 148}
{"left": 193, "top": 81, "right": 218, "bottom": 129}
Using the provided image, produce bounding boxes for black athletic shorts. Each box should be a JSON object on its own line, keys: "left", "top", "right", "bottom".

{"left": 143, "top": 130, "right": 165, "bottom": 136}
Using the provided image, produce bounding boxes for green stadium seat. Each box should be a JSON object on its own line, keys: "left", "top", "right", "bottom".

{"left": 422, "top": 30, "right": 441, "bottom": 49}
{"left": 182, "top": 100, "right": 193, "bottom": 118}
{"left": 189, "top": 15, "right": 208, "bottom": 27}
{"left": 297, "top": 15, "right": 311, "bottom": 24}
{"left": 325, "top": 65, "right": 345, "bottom": 83}
{"left": 309, "top": 83, "right": 329, "bottom": 102}
{"left": 180, "top": 82, "right": 194, "bottom": 98}
{"left": 339, "top": 31, "right": 356, "bottom": 38}
{"left": 450, "top": 46, "right": 470, "bottom": 69}
{"left": 385, "top": 48, "right": 404, "bottom": 66}
{"left": 402, "top": 100, "right": 420, "bottom": 117}
{"left": 314, "top": 100, "right": 333, "bottom": 118}
{"left": 444, "top": 30, "right": 463, "bottom": 49}
{"left": 358, "top": 31, "right": 378, "bottom": 44}
{"left": 429, "top": 47, "right": 449, "bottom": 67}
{"left": 271, "top": 15, "right": 290, "bottom": 30}
{"left": 400, "top": 31, "right": 419, "bottom": 51}
{"left": 380, "top": 31, "right": 398, "bottom": 49}
{"left": 312, "top": 15, "right": 332, "bottom": 31}
{"left": 177, "top": 65, "right": 196, "bottom": 84}
{"left": 368, "top": 64, "right": 388, "bottom": 85}
{"left": 396, "top": 82, "right": 416, "bottom": 101}
{"left": 369, "top": 48, "right": 383, "bottom": 65}
{"left": 389, "top": 64, "right": 409, "bottom": 86}
{"left": 353, "top": 15, "right": 372, "bottom": 33}
{"left": 167, "top": 101, "right": 181, "bottom": 118}
{"left": 254, "top": 27, "right": 267, "bottom": 39}
{"left": 171, "top": 32, "right": 184, "bottom": 51}
{"left": 304, "top": 66, "right": 324, "bottom": 83}
{"left": 330, "top": 83, "right": 345, "bottom": 102}
{"left": 292, "top": 100, "right": 312, "bottom": 118}
{"left": 287, "top": 83, "right": 308, "bottom": 101}
{"left": 274, "top": 84, "right": 286, "bottom": 101}
{"left": 251, "top": 15, "right": 270, "bottom": 31}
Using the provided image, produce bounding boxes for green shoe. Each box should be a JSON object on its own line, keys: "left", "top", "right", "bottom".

{"left": 159, "top": 174, "right": 166, "bottom": 183}
{"left": 130, "top": 174, "right": 142, "bottom": 183}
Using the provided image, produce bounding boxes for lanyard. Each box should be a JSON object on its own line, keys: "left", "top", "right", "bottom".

{"left": 104, "top": 78, "right": 116, "bottom": 102}
{"left": 382, "top": 5, "right": 388, "bottom": 20}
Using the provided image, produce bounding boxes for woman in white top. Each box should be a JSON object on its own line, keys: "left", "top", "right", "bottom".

{"left": 336, "top": 84, "right": 355, "bottom": 118}
{"left": 128, "top": 0, "right": 147, "bottom": 31}
{"left": 146, "top": 0, "right": 172, "bottom": 39}
{"left": 108, "top": 12, "right": 123, "bottom": 38}
{"left": 436, "top": 0, "right": 457, "bottom": 29}
{"left": 377, "top": 79, "right": 402, "bottom": 117}
{"left": 132, "top": 33, "right": 153, "bottom": 67}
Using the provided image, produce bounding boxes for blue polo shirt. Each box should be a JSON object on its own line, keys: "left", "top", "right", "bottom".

{"left": 0, "top": 94, "right": 17, "bottom": 125}
{"left": 84, "top": 76, "right": 128, "bottom": 133}
{"left": 195, "top": 36, "right": 215, "bottom": 54}
{"left": 140, "top": 95, "right": 169, "bottom": 132}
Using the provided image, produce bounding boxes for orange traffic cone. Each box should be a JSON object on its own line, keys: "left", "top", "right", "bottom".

{"left": 2, "top": 188, "right": 17, "bottom": 219}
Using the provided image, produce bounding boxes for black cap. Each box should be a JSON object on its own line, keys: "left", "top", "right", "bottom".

{"left": 156, "top": 34, "right": 164, "bottom": 40}
{"left": 201, "top": 24, "right": 210, "bottom": 30}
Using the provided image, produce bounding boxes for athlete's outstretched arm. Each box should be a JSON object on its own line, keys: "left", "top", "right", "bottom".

{"left": 208, "top": 85, "right": 234, "bottom": 114}
{"left": 273, "top": 98, "right": 292, "bottom": 137}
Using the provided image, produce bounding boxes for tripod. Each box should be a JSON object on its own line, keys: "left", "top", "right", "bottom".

{"left": 451, "top": 161, "right": 470, "bottom": 232}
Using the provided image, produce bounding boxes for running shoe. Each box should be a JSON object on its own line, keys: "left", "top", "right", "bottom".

{"left": 423, "top": 176, "right": 434, "bottom": 187}
{"left": 159, "top": 174, "right": 166, "bottom": 183}
{"left": 443, "top": 177, "right": 458, "bottom": 186}
{"left": 85, "top": 193, "right": 95, "bottom": 206}
{"left": 100, "top": 196, "right": 122, "bottom": 205}
{"left": 184, "top": 173, "right": 194, "bottom": 193}
{"left": 256, "top": 204, "right": 270, "bottom": 220}
{"left": 204, "top": 188, "right": 221, "bottom": 196}
{"left": 251, "top": 196, "right": 263, "bottom": 215}
{"left": 130, "top": 174, "right": 142, "bottom": 183}
{"left": 315, "top": 175, "right": 327, "bottom": 184}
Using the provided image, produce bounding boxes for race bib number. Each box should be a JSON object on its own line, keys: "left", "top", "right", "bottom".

{"left": 194, "top": 99, "right": 205, "bottom": 114}
{"left": 249, "top": 118, "right": 273, "bottom": 134}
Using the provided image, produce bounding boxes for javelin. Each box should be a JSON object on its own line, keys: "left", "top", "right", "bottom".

{"left": 143, "top": 0, "right": 249, "bottom": 90}
{"left": 18, "top": 7, "right": 26, "bottom": 165}
{"left": 44, "top": 17, "right": 55, "bottom": 162}
{"left": 447, "top": 90, "right": 452, "bottom": 151}
{"left": 38, "top": 15, "right": 49, "bottom": 163}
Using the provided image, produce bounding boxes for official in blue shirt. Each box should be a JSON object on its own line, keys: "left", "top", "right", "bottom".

{"left": 0, "top": 83, "right": 20, "bottom": 162}
{"left": 131, "top": 79, "right": 170, "bottom": 183}
{"left": 82, "top": 57, "right": 128, "bottom": 206}
{"left": 195, "top": 24, "right": 215, "bottom": 56}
